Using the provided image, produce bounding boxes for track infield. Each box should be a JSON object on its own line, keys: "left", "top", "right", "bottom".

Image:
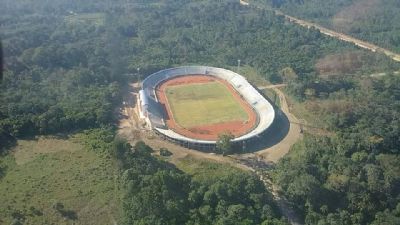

{"left": 166, "top": 82, "right": 248, "bottom": 127}
{"left": 156, "top": 75, "right": 257, "bottom": 141}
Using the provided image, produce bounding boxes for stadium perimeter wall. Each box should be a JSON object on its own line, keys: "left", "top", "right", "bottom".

{"left": 140, "top": 66, "right": 275, "bottom": 150}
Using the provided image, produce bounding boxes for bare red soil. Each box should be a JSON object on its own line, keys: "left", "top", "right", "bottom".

{"left": 156, "top": 75, "right": 257, "bottom": 141}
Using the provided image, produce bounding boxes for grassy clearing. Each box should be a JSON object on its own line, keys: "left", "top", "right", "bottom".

{"left": 175, "top": 156, "right": 249, "bottom": 185}
{"left": 65, "top": 13, "right": 105, "bottom": 27}
{"left": 0, "top": 137, "right": 120, "bottom": 225}
{"left": 285, "top": 93, "right": 321, "bottom": 126}
{"left": 263, "top": 89, "right": 281, "bottom": 107}
{"left": 13, "top": 137, "right": 81, "bottom": 165}
{"left": 237, "top": 65, "right": 270, "bottom": 86}
{"left": 286, "top": 92, "right": 337, "bottom": 129}
{"left": 165, "top": 81, "right": 248, "bottom": 128}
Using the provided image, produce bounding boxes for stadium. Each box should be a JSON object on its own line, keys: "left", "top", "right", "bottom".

{"left": 138, "top": 66, "right": 275, "bottom": 151}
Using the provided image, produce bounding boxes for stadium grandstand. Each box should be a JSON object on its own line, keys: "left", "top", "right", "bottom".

{"left": 138, "top": 66, "right": 275, "bottom": 150}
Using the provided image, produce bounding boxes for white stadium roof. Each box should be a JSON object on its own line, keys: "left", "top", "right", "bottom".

{"left": 141, "top": 66, "right": 275, "bottom": 144}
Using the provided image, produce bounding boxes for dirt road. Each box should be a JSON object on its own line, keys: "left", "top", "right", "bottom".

{"left": 117, "top": 82, "right": 303, "bottom": 224}
{"left": 250, "top": 2, "right": 400, "bottom": 62}
{"left": 257, "top": 84, "right": 287, "bottom": 90}
{"left": 228, "top": 85, "right": 303, "bottom": 224}
{"left": 264, "top": 87, "right": 301, "bottom": 159}
{"left": 238, "top": 86, "right": 302, "bottom": 163}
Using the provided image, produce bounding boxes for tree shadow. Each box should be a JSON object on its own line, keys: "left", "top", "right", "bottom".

{"left": 0, "top": 134, "right": 17, "bottom": 155}
{"left": 0, "top": 165, "right": 7, "bottom": 180}
{"left": 60, "top": 209, "right": 78, "bottom": 220}
{"left": 0, "top": 40, "right": 3, "bottom": 81}
{"left": 53, "top": 202, "right": 78, "bottom": 220}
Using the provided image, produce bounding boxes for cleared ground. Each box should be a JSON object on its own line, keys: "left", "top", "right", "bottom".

{"left": 175, "top": 156, "right": 250, "bottom": 185}
{"left": 165, "top": 81, "right": 248, "bottom": 128}
{"left": 0, "top": 137, "right": 120, "bottom": 225}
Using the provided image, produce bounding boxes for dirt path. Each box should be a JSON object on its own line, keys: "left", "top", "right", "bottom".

{"left": 117, "top": 82, "right": 303, "bottom": 224}
{"left": 257, "top": 170, "right": 302, "bottom": 225}
{"left": 232, "top": 85, "right": 303, "bottom": 224}
{"left": 257, "top": 84, "right": 287, "bottom": 90}
{"left": 118, "top": 82, "right": 300, "bottom": 164}
{"left": 116, "top": 83, "right": 252, "bottom": 171}
{"left": 237, "top": 86, "right": 302, "bottom": 163}
{"left": 117, "top": 83, "right": 142, "bottom": 142}
{"left": 144, "top": 135, "right": 252, "bottom": 171}
{"left": 143, "top": 133, "right": 303, "bottom": 224}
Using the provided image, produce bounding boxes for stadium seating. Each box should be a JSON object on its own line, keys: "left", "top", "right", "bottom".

{"left": 141, "top": 66, "right": 275, "bottom": 144}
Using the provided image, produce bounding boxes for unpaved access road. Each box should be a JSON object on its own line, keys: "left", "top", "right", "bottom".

{"left": 117, "top": 83, "right": 304, "bottom": 224}
{"left": 252, "top": 86, "right": 302, "bottom": 162}
{"left": 250, "top": 1, "right": 400, "bottom": 62}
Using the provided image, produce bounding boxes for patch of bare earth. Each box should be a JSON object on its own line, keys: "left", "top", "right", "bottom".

{"left": 118, "top": 83, "right": 305, "bottom": 224}
{"left": 118, "top": 82, "right": 305, "bottom": 166}
{"left": 116, "top": 83, "right": 250, "bottom": 170}
{"left": 315, "top": 51, "right": 364, "bottom": 77}
{"left": 144, "top": 135, "right": 251, "bottom": 171}
{"left": 117, "top": 83, "right": 142, "bottom": 143}
{"left": 332, "top": 0, "right": 380, "bottom": 33}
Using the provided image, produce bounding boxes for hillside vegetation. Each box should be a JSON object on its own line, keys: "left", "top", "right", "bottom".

{"left": 116, "top": 142, "right": 289, "bottom": 224}
{"left": 255, "top": 1, "right": 400, "bottom": 223}
{"left": 265, "top": 0, "right": 400, "bottom": 53}
{"left": 2, "top": 0, "right": 399, "bottom": 151}
{"left": 275, "top": 59, "right": 400, "bottom": 224}
{"left": 0, "top": 135, "right": 121, "bottom": 224}
{"left": 1, "top": 0, "right": 400, "bottom": 224}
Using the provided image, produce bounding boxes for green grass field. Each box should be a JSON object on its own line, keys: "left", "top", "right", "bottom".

{"left": 0, "top": 137, "right": 121, "bottom": 225}
{"left": 263, "top": 89, "right": 281, "bottom": 108}
{"left": 165, "top": 81, "right": 248, "bottom": 128}
{"left": 175, "top": 156, "right": 250, "bottom": 185}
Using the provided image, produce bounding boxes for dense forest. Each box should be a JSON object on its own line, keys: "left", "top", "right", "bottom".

{"left": 248, "top": 2, "right": 400, "bottom": 222}
{"left": 1, "top": 0, "right": 400, "bottom": 224}
{"left": 112, "top": 139, "right": 288, "bottom": 225}
{"left": 75, "top": 128, "right": 289, "bottom": 224}
{"left": 1, "top": 0, "right": 398, "bottom": 151}
{"left": 264, "top": 0, "right": 400, "bottom": 53}
{"left": 1, "top": 0, "right": 126, "bottom": 150}
{"left": 273, "top": 74, "right": 400, "bottom": 224}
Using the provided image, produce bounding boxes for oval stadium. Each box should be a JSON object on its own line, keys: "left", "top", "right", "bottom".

{"left": 138, "top": 66, "right": 275, "bottom": 150}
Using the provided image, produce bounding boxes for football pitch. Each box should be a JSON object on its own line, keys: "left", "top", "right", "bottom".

{"left": 165, "top": 81, "right": 248, "bottom": 128}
